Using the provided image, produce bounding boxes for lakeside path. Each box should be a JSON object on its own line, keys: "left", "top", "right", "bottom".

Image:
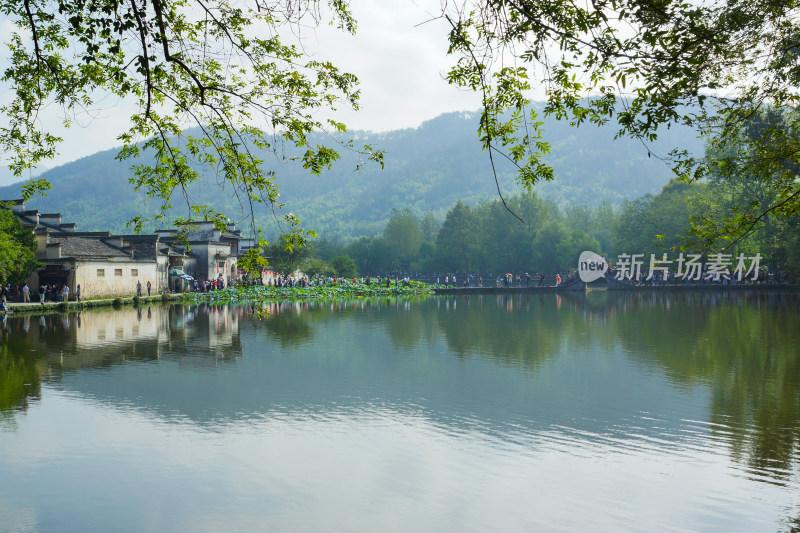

{"left": 433, "top": 286, "right": 583, "bottom": 294}
{"left": 3, "top": 294, "right": 184, "bottom": 315}
{"left": 432, "top": 283, "right": 798, "bottom": 294}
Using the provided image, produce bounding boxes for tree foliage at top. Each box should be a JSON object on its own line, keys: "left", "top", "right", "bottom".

{"left": 1, "top": 0, "right": 382, "bottom": 243}
{"left": 441, "top": 0, "right": 800, "bottom": 245}
{"left": 692, "top": 107, "right": 800, "bottom": 250}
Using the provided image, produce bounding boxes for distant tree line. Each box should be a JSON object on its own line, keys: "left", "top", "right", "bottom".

{"left": 299, "top": 179, "right": 800, "bottom": 278}
{"left": 303, "top": 193, "right": 614, "bottom": 276}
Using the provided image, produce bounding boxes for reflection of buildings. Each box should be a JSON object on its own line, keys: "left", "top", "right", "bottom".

{"left": 0, "top": 305, "right": 244, "bottom": 431}
{"left": 74, "top": 307, "right": 170, "bottom": 349}
{"left": 165, "top": 305, "right": 242, "bottom": 366}
{"left": 4, "top": 306, "right": 242, "bottom": 377}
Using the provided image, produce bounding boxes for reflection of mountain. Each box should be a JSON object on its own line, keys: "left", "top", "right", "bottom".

{"left": 4, "top": 292, "right": 799, "bottom": 486}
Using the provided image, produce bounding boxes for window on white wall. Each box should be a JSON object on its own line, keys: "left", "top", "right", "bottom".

{"left": 115, "top": 269, "right": 122, "bottom": 276}
{"left": 97, "top": 269, "right": 104, "bottom": 277}
{"left": 131, "top": 269, "right": 138, "bottom": 276}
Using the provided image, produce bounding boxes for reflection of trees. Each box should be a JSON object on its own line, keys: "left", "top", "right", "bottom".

{"left": 0, "top": 331, "right": 40, "bottom": 424}
{"left": 611, "top": 291, "right": 800, "bottom": 484}
{"left": 609, "top": 292, "right": 711, "bottom": 382}
{"left": 260, "top": 301, "right": 316, "bottom": 348}
{"left": 251, "top": 297, "right": 438, "bottom": 349}
{"left": 409, "top": 290, "right": 800, "bottom": 487}
{"left": 703, "top": 303, "right": 800, "bottom": 483}
{"left": 250, "top": 300, "right": 369, "bottom": 348}
{"left": 377, "top": 297, "right": 438, "bottom": 349}
{"left": 432, "top": 293, "right": 607, "bottom": 372}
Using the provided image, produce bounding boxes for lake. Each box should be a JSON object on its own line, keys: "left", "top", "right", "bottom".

{"left": 1, "top": 291, "right": 799, "bottom": 532}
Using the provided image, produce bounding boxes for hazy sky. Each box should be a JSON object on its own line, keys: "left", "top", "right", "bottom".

{"left": 0, "top": 0, "right": 496, "bottom": 183}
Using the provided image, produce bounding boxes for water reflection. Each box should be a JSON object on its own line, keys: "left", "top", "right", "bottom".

{"left": 1, "top": 291, "right": 799, "bottom": 531}
{"left": 0, "top": 332, "right": 39, "bottom": 427}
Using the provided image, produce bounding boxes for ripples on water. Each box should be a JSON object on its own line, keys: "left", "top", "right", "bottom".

{"left": 1, "top": 292, "right": 799, "bottom": 532}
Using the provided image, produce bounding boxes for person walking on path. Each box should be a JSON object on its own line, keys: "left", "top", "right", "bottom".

{"left": 136, "top": 280, "right": 142, "bottom": 297}
{"left": 555, "top": 273, "right": 562, "bottom": 287}
{"left": 38, "top": 285, "right": 45, "bottom": 304}
{"left": 76, "top": 284, "right": 81, "bottom": 303}
{"left": 22, "top": 283, "right": 30, "bottom": 303}
{"left": 146, "top": 280, "right": 151, "bottom": 296}
{"left": 62, "top": 285, "right": 69, "bottom": 302}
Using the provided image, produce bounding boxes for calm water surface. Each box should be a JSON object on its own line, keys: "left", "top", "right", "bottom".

{"left": 1, "top": 292, "right": 799, "bottom": 532}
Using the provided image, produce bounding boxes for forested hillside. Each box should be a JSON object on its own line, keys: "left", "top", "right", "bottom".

{"left": 0, "top": 110, "right": 702, "bottom": 240}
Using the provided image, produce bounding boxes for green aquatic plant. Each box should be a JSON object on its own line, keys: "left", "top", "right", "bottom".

{"left": 183, "top": 281, "right": 433, "bottom": 304}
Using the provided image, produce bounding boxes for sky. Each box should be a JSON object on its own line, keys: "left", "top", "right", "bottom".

{"left": 0, "top": 0, "right": 496, "bottom": 185}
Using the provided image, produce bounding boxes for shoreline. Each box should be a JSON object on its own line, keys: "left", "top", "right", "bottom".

{"left": 2, "top": 293, "right": 185, "bottom": 315}
{"left": 2, "top": 283, "right": 797, "bottom": 317}
{"left": 431, "top": 283, "right": 798, "bottom": 294}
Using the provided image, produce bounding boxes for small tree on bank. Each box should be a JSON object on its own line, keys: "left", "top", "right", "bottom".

{"left": 0, "top": 207, "right": 39, "bottom": 286}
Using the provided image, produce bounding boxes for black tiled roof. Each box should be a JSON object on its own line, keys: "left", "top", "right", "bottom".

{"left": 125, "top": 238, "right": 159, "bottom": 261}
{"left": 50, "top": 236, "right": 129, "bottom": 258}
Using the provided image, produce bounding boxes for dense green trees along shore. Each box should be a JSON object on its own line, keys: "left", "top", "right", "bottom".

{"left": 304, "top": 178, "right": 799, "bottom": 277}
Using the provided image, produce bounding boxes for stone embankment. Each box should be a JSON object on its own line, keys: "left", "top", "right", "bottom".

{"left": 2, "top": 293, "right": 185, "bottom": 315}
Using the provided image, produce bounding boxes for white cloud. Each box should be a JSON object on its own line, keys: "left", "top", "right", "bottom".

{"left": 305, "top": 0, "right": 483, "bottom": 133}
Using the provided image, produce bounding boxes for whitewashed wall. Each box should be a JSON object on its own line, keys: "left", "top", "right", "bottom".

{"left": 73, "top": 261, "right": 160, "bottom": 298}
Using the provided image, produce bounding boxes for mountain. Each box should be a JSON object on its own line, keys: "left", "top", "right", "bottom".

{"left": 0, "top": 110, "right": 704, "bottom": 240}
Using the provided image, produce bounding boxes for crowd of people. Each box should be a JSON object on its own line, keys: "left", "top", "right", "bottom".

{"left": 427, "top": 271, "right": 576, "bottom": 288}
{"left": 1, "top": 282, "right": 82, "bottom": 306}
{"left": 422, "top": 265, "right": 796, "bottom": 288}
